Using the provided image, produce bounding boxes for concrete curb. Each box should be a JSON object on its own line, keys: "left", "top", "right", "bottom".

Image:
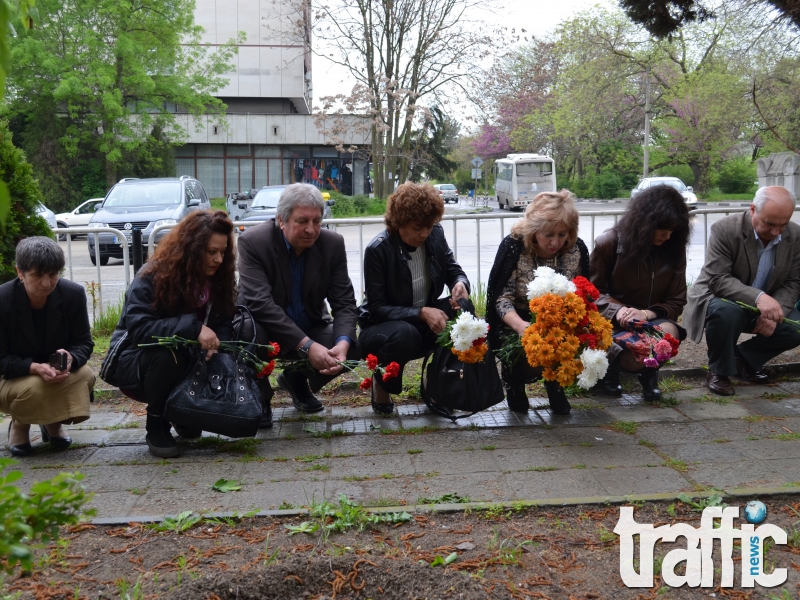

{"left": 89, "top": 486, "right": 800, "bottom": 526}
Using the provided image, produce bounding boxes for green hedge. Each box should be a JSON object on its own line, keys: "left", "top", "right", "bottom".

{"left": 328, "top": 191, "right": 386, "bottom": 218}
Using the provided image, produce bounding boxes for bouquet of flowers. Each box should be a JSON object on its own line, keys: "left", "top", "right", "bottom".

{"left": 359, "top": 354, "right": 401, "bottom": 389}
{"left": 513, "top": 267, "right": 614, "bottom": 389}
{"left": 139, "top": 336, "right": 281, "bottom": 378}
{"left": 612, "top": 321, "right": 680, "bottom": 368}
{"left": 435, "top": 311, "right": 490, "bottom": 364}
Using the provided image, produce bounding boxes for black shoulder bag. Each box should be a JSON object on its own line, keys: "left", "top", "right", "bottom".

{"left": 420, "top": 298, "right": 505, "bottom": 421}
{"left": 163, "top": 305, "right": 262, "bottom": 438}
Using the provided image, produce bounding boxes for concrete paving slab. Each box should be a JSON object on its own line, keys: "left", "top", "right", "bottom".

{"left": 241, "top": 460, "right": 315, "bottom": 483}
{"left": 80, "top": 465, "right": 159, "bottom": 493}
{"left": 677, "top": 401, "right": 753, "bottom": 420}
{"left": 536, "top": 407, "right": 615, "bottom": 426}
{"left": 417, "top": 472, "right": 510, "bottom": 503}
{"left": 509, "top": 469, "right": 607, "bottom": 500}
{"left": 490, "top": 446, "right": 585, "bottom": 472}
{"left": 150, "top": 461, "right": 247, "bottom": 488}
{"left": 635, "top": 422, "right": 714, "bottom": 445}
{"left": 664, "top": 442, "right": 752, "bottom": 463}
{"left": 357, "top": 477, "right": 424, "bottom": 505}
{"left": 729, "top": 383, "right": 783, "bottom": 399}
{"left": 86, "top": 491, "right": 141, "bottom": 517}
{"left": 331, "top": 454, "right": 415, "bottom": 478}
{"left": 688, "top": 460, "right": 784, "bottom": 490}
{"left": 732, "top": 438, "right": 800, "bottom": 460}
{"left": 594, "top": 466, "right": 692, "bottom": 495}
{"left": 604, "top": 406, "right": 688, "bottom": 423}
{"left": 131, "top": 487, "right": 228, "bottom": 515}
{"left": 412, "top": 450, "right": 499, "bottom": 476}
{"left": 761, "top": 458, "right": 800, "bottom": 485}
{"left": 566, "top": 443, "right": 663, "bottom": 468}
{"left": 738, "top": 398, "right": 800, "bottom": 417}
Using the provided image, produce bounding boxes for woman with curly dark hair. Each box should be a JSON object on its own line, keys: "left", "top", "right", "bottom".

{"left": 104, "top": 210, "right": 237, "bottom": 457}
{"left": 589, "top": 185, "right": 691, "bottom": 401}
{"left": 358, "top": 182, "right": 470, "bottom": 414}
{"left": 486, "top": 190, "right": 589, "bottom": 415}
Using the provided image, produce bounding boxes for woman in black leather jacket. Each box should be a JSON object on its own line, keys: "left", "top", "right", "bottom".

{"left": 103, "top": 211, "right": 236, "bottom": 458}
{"left": 358, "top": 183, "right": 470, "bottom": 414}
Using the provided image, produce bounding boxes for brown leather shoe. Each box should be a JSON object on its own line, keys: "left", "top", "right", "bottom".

{"left": 707, "top": 372, "right": 735, "bottom": 396}
{"left": 735, "top": 356, "right": 769, "bottom": 384}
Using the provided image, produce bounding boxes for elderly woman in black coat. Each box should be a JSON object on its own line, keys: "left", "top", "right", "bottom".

{"left": 0, "top": 237, "right": 95, "bottom": 457}
{"left": 358, "top": 182, "right": 470, "bottom": 415}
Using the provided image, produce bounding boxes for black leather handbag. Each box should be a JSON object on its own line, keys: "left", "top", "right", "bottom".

{"left": 163, "top": 306, "right": 262, "bottom": 438}
{"left": 420, "top": 299, "right": 505, "bottom": 421}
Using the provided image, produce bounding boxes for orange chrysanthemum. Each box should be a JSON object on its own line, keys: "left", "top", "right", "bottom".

{"left": 452, "top": 343, "right": 488, "bottom": 364}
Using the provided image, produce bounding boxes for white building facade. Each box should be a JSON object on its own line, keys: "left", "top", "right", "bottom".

{"left": 174, "top": 0, "right": 369, "bottom": 198}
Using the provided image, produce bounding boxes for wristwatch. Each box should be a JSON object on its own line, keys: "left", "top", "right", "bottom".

{"left": 297, "top": 339, "right": 314, "bottom": 359}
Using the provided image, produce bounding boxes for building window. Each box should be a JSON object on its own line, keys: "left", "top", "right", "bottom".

{"left": 197, "top": 159, "right": 224, "bottom": 198}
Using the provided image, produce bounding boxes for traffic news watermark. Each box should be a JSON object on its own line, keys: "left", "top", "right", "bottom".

{"left": 614, "top": 504, "right": 788, "bottom": 588}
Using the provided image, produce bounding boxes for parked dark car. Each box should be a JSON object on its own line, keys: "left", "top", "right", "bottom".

{"left": 87, "top": 176, "right": 210, "bottom": 265}
{"left": 239, "top": 186, "right": 334, "bottom": 224}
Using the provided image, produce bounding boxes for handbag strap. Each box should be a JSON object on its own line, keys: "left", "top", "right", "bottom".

{"left": 233, "top": 304, "right": 258, "bottom": 345}
{"left": 204, "top": 301, "right": 213, "bottom": 326}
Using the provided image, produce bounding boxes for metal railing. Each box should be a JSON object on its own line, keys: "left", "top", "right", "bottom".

{"left": 58, "top": 226, "right": 131, "bottom": 309}
{"left": 58, "top": 205, "right": 760, "bottom": 300}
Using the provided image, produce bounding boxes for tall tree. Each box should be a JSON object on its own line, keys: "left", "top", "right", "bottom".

{"left": 8, "top": 0, "right": 240, "bottom": 189}
{"left": 314, "top": 0, "right": 493, "bottom": 198}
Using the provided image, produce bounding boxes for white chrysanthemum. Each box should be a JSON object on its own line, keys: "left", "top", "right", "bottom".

{"left": 577, "top": 348, "right": 609, "bottom": 389}
{"left": 450, "top": 312, "right": 489, "bottom": 352}
{"left": 526, "top": 266, "right": 576, "bottom": 299}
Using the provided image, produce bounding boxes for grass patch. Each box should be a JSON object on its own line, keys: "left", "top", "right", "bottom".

{"left": 282, "top": 414, "right": 326, "bottom": 423}
{"left": 193, "top": 436, "right": 261, "bottom": 455}
{"left": 762, "top": 392, "right": 790, "bottom": 401}
{"left": 658, "top": 375, "right": 692, "bottom": 393}
{"left": 572, "top": 463, "right": 587, "bottom": 469}
{"left": 299, "top": 464, "right": 330, "bottom": 472}
{"left": 771, "top": 433, "right": 800, "bottom": 441}
{"left": 380, "top": 425, "right": 441, "bottom": 435}
{"left": 90, "top": 296, "right": 123, "bottom": 337}
{"left": 712, "top": 438, "right": 731, "bottom": 443}
{"left": 407, "top": 449, "right": 424, "bottom": 454}
{"left": 606, "top": 421, "right": 638, "bottom": 435}
{"left": 663, "top": 457, "right": 689, "bottom": 472}
{"left": 571, "top": 402, "right": 604, "bottom": 411}
{"left": 210, "top": 197, "right": 226, "bottom": 211}
{"left": 639, "top": 439, "right": 655, "bottom": 448}
{"left": 417, "top": 492, "right": 472, "bottom": 504}
{"left": 526, "top": 466, "right": 558, "bottom": 472}
{"left": 652, "top": 395, "right": 680, "bottom": 408}
{"left": 480, "top": 445, "right": 496, "bottom": 451}
{"left": 342, "top": 475, "right": 369, "bottom": 482}
{"left": 106, "top": 422, "right": 140, "bottom": 431}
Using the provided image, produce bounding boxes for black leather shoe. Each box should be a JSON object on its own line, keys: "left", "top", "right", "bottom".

{"left": 145, "top": 415, "right": 180, "bottom": 458}
{"left": 370, "top": 379, "right": 394, "bottom": 415}
{"left": 505, "top": 384, "right": 530, "bottom": 412}
{"left": 8, "top": 421, "right": 33, "bottom": 457}
{"left": 599, "top": 365, "right": 623, "bottom": 396}
{"left": 638, "top": 367, "right": 662, "bottom": 402}
{"left": 172, "top": 424, "right": 202, "bottom": 439}
{"left": 735, "top": 356, "right": 769, "bottom": 384}
{"left": 39, "top": 425, "right": 72, "bottom": 450}
{"left": 544, "top": 381, "right": 571, "bottom": 415}
{"left": 707, "top": 371, "right": 735, "bottom": 396}
{"left": 278, "top": 372, "right": 324, "bottom": 413}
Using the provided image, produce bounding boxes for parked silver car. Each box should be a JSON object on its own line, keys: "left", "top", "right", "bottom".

{"left": 433, "top": 183, "right": 459, "bottom": 204}
{"left": 240, "top": 186, "right": 334, "bottom": 225}
{"left": 36, "top": 202, "right": 57, "bottom": 229}
{"left": 87, "top": 176, "right": 210, "bottom": 265}
{"left": 630, "top": 177, "right": 698, "bottom": 207}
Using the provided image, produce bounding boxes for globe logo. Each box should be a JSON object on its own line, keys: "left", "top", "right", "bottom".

{"left": 744, "top": 500, "right": 767, "bottom": 524}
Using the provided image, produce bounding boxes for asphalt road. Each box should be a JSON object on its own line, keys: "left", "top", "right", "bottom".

{"left": 59, "top": 198, "right": 781, "bottom": 316}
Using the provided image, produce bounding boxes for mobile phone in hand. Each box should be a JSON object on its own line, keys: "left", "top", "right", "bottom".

{"left": 49, "top": 352, "right": 68, "bottom": 372}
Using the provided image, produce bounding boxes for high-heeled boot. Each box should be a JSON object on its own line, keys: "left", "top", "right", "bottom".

{"left": 544, "top": 381, "right": 571, "bottom": 415}
{"left": 146, "top": 413, "right": 179, "bottom": 458}
{"left": 505, "top": 383, "right": 530, "bottom": 412}
{"left": 599, "top": 362, "right": 623, "bottom": 396}
{"left": 638, "top": 367, "right": 662, "bottom": 402}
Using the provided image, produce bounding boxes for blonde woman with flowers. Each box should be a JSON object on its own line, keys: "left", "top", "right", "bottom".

{"left": 486, "top": 190, "right": 589, "bottom": 414}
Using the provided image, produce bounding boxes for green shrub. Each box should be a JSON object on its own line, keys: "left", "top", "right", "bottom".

{"left": 328, "top": 191, "right": 385, "bottom": 217}
{"left": 594, "top": 172, "right": 622, "bottom": 199}
{"left": 0, "top": 119, "right": 54, "bottom": 284}
{"left": 0, "top": 458, "right": 94, "bottom": 573}
{"left": 718, "top": 158, "right": 756, "bottom": 194}
{"left": 653, "top": 164, "right": 694, "bottom": 187}
{"left": 571, "top": 178, "right": 594, "bottom": 199}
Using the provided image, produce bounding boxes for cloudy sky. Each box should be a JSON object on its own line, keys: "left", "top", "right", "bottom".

{"left": 310, "top": 0, "right": 614, "bottom": 104}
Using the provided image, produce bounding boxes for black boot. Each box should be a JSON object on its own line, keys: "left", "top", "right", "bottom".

{"left": 505, "top": 383, "right": 530, "bottom": 412}
{"left": 146, "top": 414, "right": 179, "bottom": 458}
{"left": 544, "top": 381, "right": 571, "bottom": 415}
{"left": 638, "top": 367, "right": 662, "bottom": 402}
{"left": 599, "top": 363, "right": 623, "bottom": 396}
{"left": 257, "top": 378, "right": 274, "bottom": 428}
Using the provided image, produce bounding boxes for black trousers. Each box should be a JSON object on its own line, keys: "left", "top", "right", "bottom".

{"left": 705, "top": 297, "right": 800, "bottom": 376}
{"left": 252, "top": 321, "right": 360, "bottom": 395}
{"left": 136, "top": 347, "right": 192, "bottom": 417}
{"left": 358, "top": 298, "right": 455, "bottom": 394}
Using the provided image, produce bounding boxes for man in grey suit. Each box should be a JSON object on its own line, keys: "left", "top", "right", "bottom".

{"left": 684, "top": 186, "right": 800, "bottom": 395}
{"left": 238, "top": 183, "right": 359, "bottom": 424}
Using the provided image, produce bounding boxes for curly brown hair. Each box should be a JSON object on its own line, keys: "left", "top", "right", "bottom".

{"left": 384, "top": 182, "right": 445, "bottom": 233}
{"left": 141, "top": 210, "right": 237, "bottom": 318}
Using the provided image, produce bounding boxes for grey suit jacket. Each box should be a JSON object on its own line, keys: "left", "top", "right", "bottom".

{"left": 237, "top": 219, "right": 358, "bottom": 350}
{"left": 684, "top": 210, "right": 800, "bottom": 342}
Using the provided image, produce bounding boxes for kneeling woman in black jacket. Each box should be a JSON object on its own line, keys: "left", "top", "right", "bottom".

{"left": 105, "top": 211, "right": 236, "bottom": 457}
{"left": 358, "top": 183, "right": 470, "bottom": 414}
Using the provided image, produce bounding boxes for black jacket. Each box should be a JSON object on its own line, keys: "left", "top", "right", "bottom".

{"left": 357, "top": 225, "right": 470, "bottom": 328}
{"left": 108, "top": 274, "right": 233, "bottom": 390}
{"left": 0, "top": 278, "right": 94, "bottom": 379}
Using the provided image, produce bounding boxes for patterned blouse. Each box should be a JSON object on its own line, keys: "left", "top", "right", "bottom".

{"left": 495, "top": 244, "right": 584, "bottom": 318}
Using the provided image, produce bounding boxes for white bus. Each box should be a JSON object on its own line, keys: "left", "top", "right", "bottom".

{"left": 494, "top": 153, "right": 556, "bottom": 210}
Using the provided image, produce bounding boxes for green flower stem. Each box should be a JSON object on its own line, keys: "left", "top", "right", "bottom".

{"left": 722, "top": 298, "right": 800, "bottom": 330}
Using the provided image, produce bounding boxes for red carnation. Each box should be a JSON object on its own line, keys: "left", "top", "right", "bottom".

{"left": 382, "top": 362, "right": 401, "bottom": 380}
{"left": 585, "top": 302, "right": 598, "bottom": 313}
{"left": 663, "top": 333, "right": 681, "bottom": 357}
{"left": 578, "top": 333, "right": 598, "bottom": 349}
{"left": 257, "top": 360, "right": 275, "bottom": 379}
{"left": 360, "top": 377, "right": 373, "bottom": 390}
{"left": 472, "top": 337, "right": 486, "bottom": 347}
{"left": 366, "top": 354, "right": 379, "bottom": 370}
{"left": 267, "top": 341, "right": 281, "bottom": 358}
{"left": 573, "top": 276, "right": 600, "bottom": 302}
{"left": 578, "top": 314, "right": 590, "bottom": 328}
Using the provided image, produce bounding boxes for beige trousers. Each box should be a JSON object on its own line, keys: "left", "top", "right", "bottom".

{"left": 0, "top": 364, "right": 94, "bottom": 425}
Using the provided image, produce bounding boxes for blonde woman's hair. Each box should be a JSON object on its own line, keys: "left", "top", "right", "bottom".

{"left": 510, "top": 189, "right": 579, "bottom": 255}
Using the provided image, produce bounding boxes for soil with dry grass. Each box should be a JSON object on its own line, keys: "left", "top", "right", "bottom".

{"left": 5, "top": 498, "right": 800, "bottom": 599}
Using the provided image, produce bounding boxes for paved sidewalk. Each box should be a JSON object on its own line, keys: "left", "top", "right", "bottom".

{"left": 4, "top": 374, "right": 800, "bottom": 520}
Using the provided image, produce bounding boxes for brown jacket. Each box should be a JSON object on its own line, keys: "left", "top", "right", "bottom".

{"left": 589, "top": 229, "right": 688, "bottom": 323}
{"left": 237, "top": 219, "right": 358, "bottom": 350}
{"left": 683, "top": 210, "right": 800, "bottom": 342}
